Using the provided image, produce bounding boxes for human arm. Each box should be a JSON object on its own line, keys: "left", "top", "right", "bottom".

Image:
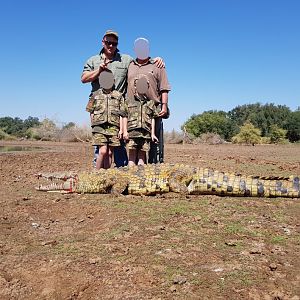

{"left": 158, "top": 91, "right": 169, "bottom": 117}
{"left": 118, "top": 116, "right": 123, "bottom": 139}
{"left": 119, "top": 96, "right": 128, "bottom": 139}
{"left": 122, "top": 117, "right": 129, "bottom": 140}
{"left": 121, "top": 98, "right": 129, "bottom": 140}
{"left": 81, "top": 58, "right": 109, "bottom": 83}
{"left": 151, "top": 118, "right": 158, "bottom": 143}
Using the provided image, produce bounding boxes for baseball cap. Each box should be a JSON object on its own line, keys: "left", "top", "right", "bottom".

{"left": 103, "top": 30, "right": 119, "bottom": 40}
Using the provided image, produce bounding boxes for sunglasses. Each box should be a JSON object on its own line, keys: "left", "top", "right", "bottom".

{"left": 104, "top": 40, "right": 118, "bottom": 47}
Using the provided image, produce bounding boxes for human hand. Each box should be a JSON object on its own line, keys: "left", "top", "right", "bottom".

{"left": 118, "top": 130, "right": 123, "bottom": 139}
{"left": 99, "top": 62, "right": 109, "bottom": 73}
{"left": 158, "top": 104, "right": 168, "bottom": 117}
{"left": 99, "top": 57, "right": 111, "bottom": 73}
{"left": 152, "top": 134, "right": 159, "bottom": 143}
{"left": 153, "top": 57, "right": 165, "bottom": 68}
{"left": 123, "top": 131, "right": 129, "bottom": 141}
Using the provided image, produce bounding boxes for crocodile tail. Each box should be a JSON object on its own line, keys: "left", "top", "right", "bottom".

{"left": 187, "top": 168, "right": 300, "bottom": 198}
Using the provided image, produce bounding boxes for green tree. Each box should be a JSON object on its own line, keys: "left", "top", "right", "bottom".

{"left": 228, "top": 103, "right": 291, "bottom": 136}
{"left": 183, "top": 110, "right": 237, "bottom": 140}
{"left": 269, "top": 125, "right": 288, "bottom": 144}
{"left": 0, "top": 128, "right": 10, "bottom": 140}
{"left": 232, "top": 121, "right": 261, "bottom": 145}
{"left": 182, "top": 104, "right": 299, "bottom": 143}
{"left": 228, "top": 103, "right": 261, "bottom": 127}
{"left": 23, "top": 116, "right": 40, "bottom": 130}
{"left": 0, "top": 116, "right": 41, "bottom": 137}
{"left": 0, "top": 117, "right": 23, "bottom": 136}
{"left": 285, "top": 110, "right": 300, "bottom": 142}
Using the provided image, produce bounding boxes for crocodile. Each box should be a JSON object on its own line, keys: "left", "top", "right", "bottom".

{"left": 36, "top": 163, "right": 300, "bottom": 198}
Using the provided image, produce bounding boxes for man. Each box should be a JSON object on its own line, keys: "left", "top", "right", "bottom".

{"left": 81, "top": 30, "right": 164, "bottom": 167}
{"left": 124, "top": 37, "right": 171, "bottom": 164}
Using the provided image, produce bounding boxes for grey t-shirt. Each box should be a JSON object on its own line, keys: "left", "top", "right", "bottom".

{"left": 83, "top": 49, "right": 132, "bottom": 95}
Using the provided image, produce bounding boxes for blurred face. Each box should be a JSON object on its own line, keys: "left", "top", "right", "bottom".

{"left": 102, "top": 35, "right": 118, "bottom": 57}
{"left": 134, "top": 38, "right": 150, "bottom": 60}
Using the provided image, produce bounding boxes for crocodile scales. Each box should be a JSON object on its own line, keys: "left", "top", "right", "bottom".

{"left": 36, "top": 163, "right": 300, "bottom": 198}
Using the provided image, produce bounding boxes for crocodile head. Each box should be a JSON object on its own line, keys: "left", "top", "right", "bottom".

{"left": 35, "top": 172, "right": 78, "bottom": 193}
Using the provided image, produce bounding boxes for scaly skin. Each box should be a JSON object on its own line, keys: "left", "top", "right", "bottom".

{"left": 187, "top": 168, "right": 299, "bottom": 198}
{"left": 36, "top": 163, "right": 300, "bottom": 198}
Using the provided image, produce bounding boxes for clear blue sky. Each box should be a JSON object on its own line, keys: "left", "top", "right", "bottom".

{"left": 0, "top": 0, "right": 299, "bottom": 131}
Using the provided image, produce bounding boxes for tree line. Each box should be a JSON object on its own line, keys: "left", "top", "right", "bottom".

{"left": 0, "top": 116, "right": 41, "bottom": 138}
{"left": 0, "top": 117, "right": 78, "bottom": 141}
{"left": 1, "top": 103, "right": 299, "bottom": 144}
{"left": 183, "top": 103, "right": 300, "bottom": 144}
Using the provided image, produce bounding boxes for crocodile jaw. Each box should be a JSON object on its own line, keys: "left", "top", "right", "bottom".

{"left": 35, "top": 173, "right": 78, "bottom": 193}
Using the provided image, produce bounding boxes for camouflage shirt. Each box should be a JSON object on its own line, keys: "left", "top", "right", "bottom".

{"left": 86, "top": 89, "right": 126, "bottom": 136}
{"left": 125, "top": 96, "right": 160, "bottom": 138}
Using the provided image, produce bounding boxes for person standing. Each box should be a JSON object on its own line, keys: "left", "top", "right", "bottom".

{"left": 124, "top": 38, "right": 171, "bottom": 164}
{"left": 122, "top": 77, "right": 160, "bottom": 166}
{"left": 86, "top": 71, "right": 126, "bottom": 169}
{"left": 81, "top": 30, "right": 165, "bottom": 167}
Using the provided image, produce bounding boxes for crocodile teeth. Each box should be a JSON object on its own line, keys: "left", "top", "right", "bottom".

{"left": 37, "top": 182, "right": 64, "bottom": 191}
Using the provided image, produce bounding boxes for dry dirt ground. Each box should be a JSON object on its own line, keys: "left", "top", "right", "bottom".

{"left": 0, "top": 141, "right": 300, "bottom": 300}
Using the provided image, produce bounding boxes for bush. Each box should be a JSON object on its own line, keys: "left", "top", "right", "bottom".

{"left": 164, "top": 130, "right": 183, "bottom": 144}
{"left": 231, "top": 121, "right": 262, "bottom": 145}
{"left": 285, "top": 110, "right": 300, "bottom": 142}
{"left": 0, "top": 128, "right": 8, "bottom": 140}
{"left": 30, "top": 118, "right": 59, "bottom": 141}
{"left": 183, "top": 110, "right": 236, "bottom": 141}
{"left": 28, "top": 119, "right": 92, "bottom": 142}
{"left": 269, "top": 124, "right": 288, "bottom": 144}
{"left": 25, "top": 127, "right": 38, "bottom": 139}
{"left": 260, "top": 136, "right": 271, "bottom": 144}
{"left": 60, "top": 125, "right": 92, "bottom": 142}
{"left": 194, "top": 133, "right": 225, "bottom": 145}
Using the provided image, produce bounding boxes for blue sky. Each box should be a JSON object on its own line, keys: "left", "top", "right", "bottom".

{"left": 0, "top": 0, "right": 299, "bottom": 131}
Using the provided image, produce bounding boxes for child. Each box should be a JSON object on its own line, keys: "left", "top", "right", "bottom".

{"left": 86, "top": 71, "right": 126, "bottom": 169}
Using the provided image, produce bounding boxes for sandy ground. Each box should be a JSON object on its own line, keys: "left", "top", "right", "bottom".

{"left": 0, "top": 141, "right": 300, "bottom": 299}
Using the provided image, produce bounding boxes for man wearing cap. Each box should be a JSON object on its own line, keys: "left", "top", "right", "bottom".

{"left": 81, "top": 30, "right": 164, "bottom": 167}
